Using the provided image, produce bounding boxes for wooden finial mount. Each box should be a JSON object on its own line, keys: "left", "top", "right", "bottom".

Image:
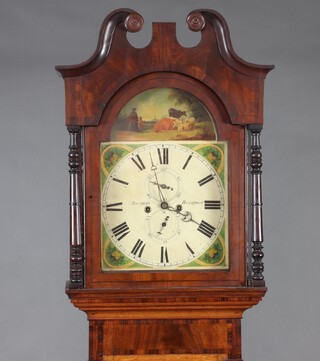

{"left": 124, "top": 12, "right": 144, "bottom": 33}
{"left": 186, "top": 12, "right": 206, "bottom": 32}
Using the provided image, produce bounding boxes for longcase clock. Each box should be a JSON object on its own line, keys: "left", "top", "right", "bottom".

{"left": 56, "top": 8, "right": 273, "bottom": 361}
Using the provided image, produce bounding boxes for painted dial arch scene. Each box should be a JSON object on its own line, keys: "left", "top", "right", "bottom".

{"left": 100, "top": 141, "right": 228, "bottom": 271}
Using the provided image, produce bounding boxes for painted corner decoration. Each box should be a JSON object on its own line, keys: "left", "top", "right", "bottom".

{"left": 110, "top": 88, "right": 217, "bottom": 141}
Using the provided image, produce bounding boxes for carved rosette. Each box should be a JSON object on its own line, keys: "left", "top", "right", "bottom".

{"left": 124, "top": 12, "right": 144, "bottom": 33}
{"left": 187, "top": 12, "right": 206, "bottom": 32}
{"left": 248, "top": 125, "right": 265, "bottom": 286}
{"left": 68, "top": 126, "right": 84, "bottom": 288}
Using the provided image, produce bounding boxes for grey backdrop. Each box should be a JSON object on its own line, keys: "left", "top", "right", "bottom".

{"left": 1, "top": 1, "right": 319, "bottom": 360}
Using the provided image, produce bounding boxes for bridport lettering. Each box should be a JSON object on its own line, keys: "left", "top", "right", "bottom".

{"left": 182, "top": 200, "right": 204, "bottom": 206}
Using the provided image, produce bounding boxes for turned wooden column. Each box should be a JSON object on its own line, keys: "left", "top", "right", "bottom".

{"left": 248, "top": 125, "right": 265, "bottom": 287}
{"left": 67, "top": 126, "right": 84, "bottom": 288}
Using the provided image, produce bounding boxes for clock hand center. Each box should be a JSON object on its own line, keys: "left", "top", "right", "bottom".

{"left": 160, "top": 201, "right": 169, "bottom": 210}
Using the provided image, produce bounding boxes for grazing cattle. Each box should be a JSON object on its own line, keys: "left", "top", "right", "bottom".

{"left": 168, "top": 108, "right": 187, "bottom": 119}
{"left": 174, "top": 117, "right": 196, "bottom": 132}
{"left": 154, "top": 117, "right": 176, "bottom": 132}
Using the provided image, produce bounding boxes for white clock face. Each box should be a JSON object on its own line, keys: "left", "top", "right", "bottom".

{"left": 101, "top": 142, "right": 228, "bottom": 270}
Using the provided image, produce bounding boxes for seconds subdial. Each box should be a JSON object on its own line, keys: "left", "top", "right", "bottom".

{"left": 145, "top": 209, "right": 181, "bottom": 243}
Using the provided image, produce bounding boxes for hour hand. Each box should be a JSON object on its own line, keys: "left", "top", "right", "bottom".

{"left": 150, "top": 181, "right": 173, "bottom": 191}
{"left": 167, "top": 206, "right": 199, "bottom": 225}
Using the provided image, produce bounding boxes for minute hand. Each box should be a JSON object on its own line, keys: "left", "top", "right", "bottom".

{"left": 149, "top": 153, "right": 166, "bottom": 204}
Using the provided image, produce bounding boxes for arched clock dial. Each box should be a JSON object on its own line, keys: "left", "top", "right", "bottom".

{"left": 101, "top": 142, "right": 228, "bottom": 270}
